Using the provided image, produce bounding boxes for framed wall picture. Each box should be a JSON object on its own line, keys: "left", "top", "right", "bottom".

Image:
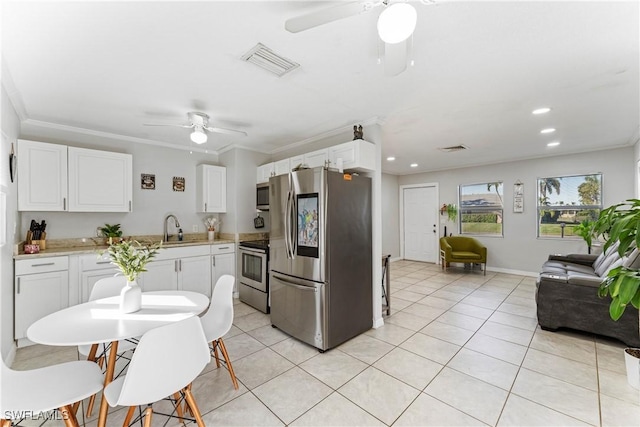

{"left": 173, "top": 176, "right": 185, "bottom": 192}
{"left": 513, "top": 181, "right": 524, "bottom": 213}
{"left": 141, "top": 173, "right": 155, "bottom": 190}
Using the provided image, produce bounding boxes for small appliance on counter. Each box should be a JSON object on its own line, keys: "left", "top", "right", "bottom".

{"left": 238, "top": 239, "right": 269, "bottom": 313}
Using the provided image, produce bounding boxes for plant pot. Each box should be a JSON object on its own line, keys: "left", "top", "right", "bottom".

{"left": 120, "top": 280, "right": 142, "bottom": 314}
{"left": 624, "top": 347, "right": 640, "bottom": 390}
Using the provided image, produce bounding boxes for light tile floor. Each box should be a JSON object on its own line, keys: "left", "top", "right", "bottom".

{"left": 11, "top": 260, "right": 640, "bottom": 426}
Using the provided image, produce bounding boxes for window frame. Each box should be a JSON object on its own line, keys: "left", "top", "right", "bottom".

{"left": 536, "top": 173, "right": 603, "bottom": 239}
{"left": 458, "top": 180, "right": 505, "bottom": 237}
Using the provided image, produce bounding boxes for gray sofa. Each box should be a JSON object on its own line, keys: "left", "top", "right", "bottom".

{"left": 536, "top": 243, "right": 640, "bottom": 347}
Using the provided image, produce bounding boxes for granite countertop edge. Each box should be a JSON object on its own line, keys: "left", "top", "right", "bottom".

{"left": 14, "top": 237, "right": 237, "bottom": 260}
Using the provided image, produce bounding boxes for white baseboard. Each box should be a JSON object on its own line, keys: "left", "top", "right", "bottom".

{"left": 486, "top": 266, "right": 538, "bottom": 277}
{"left": 372, "top": 317, "right": 385, "bottom": 329}
{"left": 390, "top": 257, "right": 402, "bottom": 262}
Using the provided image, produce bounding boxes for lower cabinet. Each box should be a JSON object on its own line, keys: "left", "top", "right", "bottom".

{"left": 14, "top": 257, "right": 70, "bottom": 344}
{"left": 78, "top": 252, "right": 118, "bottom": 303}
{"left": 212, "top": 244, "right": 236, "bottom": 293}
{"left": 139, "top": 245, "right": 213, "bottom": 297}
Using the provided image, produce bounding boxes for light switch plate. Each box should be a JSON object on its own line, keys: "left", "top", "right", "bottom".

{"left": 192, "top": 225, "right": 199, "bottom": 232}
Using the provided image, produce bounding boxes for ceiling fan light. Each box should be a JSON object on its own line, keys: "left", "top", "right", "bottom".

{"left": 190, "top": 128, "right": 207, "bottom": 144}
{"left": 377, "top": 3, "right": 417, "bottom": 44}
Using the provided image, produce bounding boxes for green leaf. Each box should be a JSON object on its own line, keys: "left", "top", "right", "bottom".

{"left": 609, "top": 298, "right": 626, "bottom": 321}
{"left": 617, "top": 275, "right": 640, "bottom": 305}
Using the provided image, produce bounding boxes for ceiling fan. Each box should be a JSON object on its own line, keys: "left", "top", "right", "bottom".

{"left": 285, "top": 1, "right": 436, "bottom": 76}
{"left": 144, "top": 112, "right": 247, "bottom": 144}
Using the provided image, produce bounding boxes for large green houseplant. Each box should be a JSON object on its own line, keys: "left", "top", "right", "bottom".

{"left": 595, "top": 199, "right": 640, "bottom": 388}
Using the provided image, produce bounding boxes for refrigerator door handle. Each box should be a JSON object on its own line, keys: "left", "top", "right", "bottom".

{"left": 285, "top": 190, "right": 292, "bottom": 259}
{"left": 291, "top": 194, "right": 297, "bottom": 258}
{"left": 276, "top": 279, "right": 318, "bottom": 293}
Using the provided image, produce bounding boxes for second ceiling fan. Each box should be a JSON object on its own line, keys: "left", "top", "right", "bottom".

{"left": 285, "top": 0, "right": 435, "bottom": 76}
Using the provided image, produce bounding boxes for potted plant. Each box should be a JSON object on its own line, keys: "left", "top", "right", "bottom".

{"left": 104, "top": 239, "right": 162, "bottom": 313}
{"left": 204, "top": 217, "right": 220, "bottom": 241}
{"left": 573, "top": 219, "right": 596, "bottom": 254}
{"left": 440, "top": 204, "right": 458, "bottom": 222}
{"left": 595, "top": 199, "right": 640, "bottom": 388}
{"left": 99, "top": 223, "right": 123, "bottom": 245}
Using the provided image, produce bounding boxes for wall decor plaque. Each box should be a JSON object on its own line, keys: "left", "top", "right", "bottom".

{"left": 173, "top": 176, "right": 185, "bottom": 192}
{"left": 141, "top": 173, "right": 155, "bottom": 190}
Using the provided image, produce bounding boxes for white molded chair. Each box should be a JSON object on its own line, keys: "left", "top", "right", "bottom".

{"left": 103, "top": 315, "right": 210, "bottom": 427}
{"left": 200, "top": 274, "right": 239, "bottom": 389}
{"left": 1, "top": 357, "right": 103, "bottom": 427}
{"left": 78, "top": 275, "right": 138, "bottom": 416}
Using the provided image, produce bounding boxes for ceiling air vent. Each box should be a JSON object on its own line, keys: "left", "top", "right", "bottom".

{"left": 241, "top": 43, "right": 300, "bottom": 77}
{"left": 438, "top": 145, "right": 469, "bottom": 153}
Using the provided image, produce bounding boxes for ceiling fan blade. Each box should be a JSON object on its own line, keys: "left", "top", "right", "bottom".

{"left": 143, "top": 123, "right": 193, "bottom": 129}
{"left": 205, "top": 126, "right": 247, "bottom": 137}
{"left": 384, "top": 40, "right": 409, "bottom": 77}
{"left": 285, "top": 1, "right": 372, "bottom": 33}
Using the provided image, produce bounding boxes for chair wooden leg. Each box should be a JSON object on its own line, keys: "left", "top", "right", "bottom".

{"left": 97, "top": 340, "right": 119, "bottom": 427}
{"left": 143, "top": 407, "right": 153, "bottom": 427}
{"left": 59, "top": 405, "right": 80, "bottom": 427}
{"left": 121, "top": 407, "right": 136, "bottom": 427}
{"left": 218, "top": 338, "right": 239, "bottom": 389}
{"left": 212, "top": 340, "right": 221, "bottom": 368}
{"left": 173, "top": 392, "right": 185, "bottom": 422}
{"left": 183, "top": 387, "right": 205, "bottom": 427}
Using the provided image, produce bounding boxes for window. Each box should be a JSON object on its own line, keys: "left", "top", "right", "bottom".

{"left": 537, "top": 174, "right": 602, "bottom": 238}
{"left": 459, "top": 182, "right": 504, "bottom": 236}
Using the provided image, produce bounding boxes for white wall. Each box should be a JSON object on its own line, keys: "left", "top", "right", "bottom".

{"left": 1, "top": 85, "right": 21, "bottom": 361}
{"left": 18, "top": 123, "right": 221, "bottom": 239}
{"left": 397, "top": 147, "right": 635, "bottom": 274}
{"left": 219, "top": 147, "right": 271, "bottom": 235}
{"left": 635, "top": 137, "right": 640, "bottom": 198}
{"left": 381, "top": 173, "right": 400, "bottom": 258}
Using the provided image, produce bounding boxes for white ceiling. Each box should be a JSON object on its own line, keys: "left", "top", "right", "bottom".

{"left": 2, "top": 1, "right": 639, "bottom": 175}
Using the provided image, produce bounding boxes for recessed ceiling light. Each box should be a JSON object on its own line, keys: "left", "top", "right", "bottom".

{"left": 410, "top": 163, "right": 418, "bottom": 168}
{"left": 387, "top": 156, "right": 396, "bottom": 161}
{"left": 547, "top": 141, "right": 560, "bottom": 147}
{"left": 540, "top": 128, "right": 556, "bottom": 134}
{"left": 532, "top": 107, "right": 551, "bottom": 115}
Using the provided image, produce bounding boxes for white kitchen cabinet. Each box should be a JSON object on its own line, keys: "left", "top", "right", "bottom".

{"left": 273, "top": 159, "right": 291, "bottom": 176}
{"left": 68, "top": 147, "right": 132, "bottom": 212}
{"left": 289, "top": 155, "right": 304, "bottom": 170}
{"left": 212, "top": 244, "right": 235, "bottom": 293}
{"left": 78, "top": 252, "right": 118, "bottom": 303}
{"left": 139, "top": 245, "right": 212, "bottom": 296}
{"left": 17, "top": 139, "right": 68, "bottom": 211}
{"left": 303, "top": 148, "right": 329, "bottom": 169}
{"left": 257, "top": 163, "right": 274, "bottom": 184}
{"left": 196, "top": 164, "right": 227, "bottom": 212}
{"left": 328, "top": 140, "right": 376, "bottom": 172}
{"left": 14, "top": 257, "right": 69, "bottom": 345}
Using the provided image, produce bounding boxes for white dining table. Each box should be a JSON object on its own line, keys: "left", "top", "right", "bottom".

{"left": 27, "top": 290, "right": 210, "bottom": 427}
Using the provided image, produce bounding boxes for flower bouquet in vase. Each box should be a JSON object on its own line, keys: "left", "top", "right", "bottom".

{"left": 204, "top": 217, "right": 220, "bottom": 241}
{"left": 104, "top": 240, "right": 162, "bottom": 313}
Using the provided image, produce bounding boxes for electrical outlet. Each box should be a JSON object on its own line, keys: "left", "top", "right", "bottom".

{"left": 192, "top": 225, "right": 199, "bottom": 232}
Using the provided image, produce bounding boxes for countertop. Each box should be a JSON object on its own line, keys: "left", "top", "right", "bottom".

{"left": 14, "top": 235, "right": 236, "bottom": 260}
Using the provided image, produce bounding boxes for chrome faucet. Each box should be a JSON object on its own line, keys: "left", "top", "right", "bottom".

{"left": 163, "top": 214, "right": 181, "bottom": 242}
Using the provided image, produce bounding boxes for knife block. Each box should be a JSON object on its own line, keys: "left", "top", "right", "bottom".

{"left": 26, "top": 231, "right": 47, "bottom": 250}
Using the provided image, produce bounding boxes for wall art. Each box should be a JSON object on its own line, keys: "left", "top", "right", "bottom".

{"left": 173, "top": 176, "right": 185, "bottom": 192}
{"left": 141, "top": 173, "right": 155, "bottom": 190}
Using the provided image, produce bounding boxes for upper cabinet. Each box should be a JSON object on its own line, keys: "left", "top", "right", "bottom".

{"left": 196, "top": 164, "right": 227, "bottom": 213}
{"left": 68, "top": 147, "right": 132, "bottom": 212}
{"left": 17, "top": 140, "right": 132, "bottom": 212}
{"left": 256, "top": 140, "right": 376, "bottom": 184}
{"left": 17, "top": 140, "right": 68, "bottom": 211}
{"left": 328, "top": 140, "right": 375, "bottom": 172}
{"left": 303, "top": 148, "right": 329, "bottom": 169}
{"left": 257, "top": 163, "right": 274, "bottom": 184}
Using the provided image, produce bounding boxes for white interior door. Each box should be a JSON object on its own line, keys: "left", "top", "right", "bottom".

{"left": 403, "top": 186, "right": 438, "bottom": 262}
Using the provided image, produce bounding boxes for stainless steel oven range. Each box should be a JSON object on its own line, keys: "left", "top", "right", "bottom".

{"left": 238, "top": 240, "right": 269, "bottom": 313}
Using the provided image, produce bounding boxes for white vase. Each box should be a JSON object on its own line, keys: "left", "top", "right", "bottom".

{"left": 624, "top": 347, "right": 640, "bottom": 390}
{"left": 208, "top": 230, "right": 215, "bottom": 241}
{"left": 120, "top": 279, "right": 142, "bottom": 314}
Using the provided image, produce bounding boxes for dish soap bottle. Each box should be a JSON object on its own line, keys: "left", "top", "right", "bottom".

{"left": 178, "top": 228, "right": 183, "bottom": 241}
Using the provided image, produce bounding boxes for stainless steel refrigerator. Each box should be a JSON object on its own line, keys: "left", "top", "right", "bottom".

{"left": 269, "top": 167, "right": 372, "bottom": 351}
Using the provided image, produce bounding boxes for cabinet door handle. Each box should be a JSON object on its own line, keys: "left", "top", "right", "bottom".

{"left": 218, "top": 247, "right": 230, "bottom": 250}
{"left": 179, "top": 259, "right": 182, "bottom": 271}
{"left": 175, "top": 260, "right": 178, "bottom": 272}
{"left": 16, "top": 277, "right": 20, "bottom": 294}
{"left": 31, "top": 262, "right": 55, "bottom": 267}
{"left": 205, "top": 203, "right": 208, "bottom": 212}
{"left": 212, "top": 256, "right": 216, "bottom": 267}
{"left": 63, "top": 197, "right": 66, "bottom": 210}
{"left": 96, "top": 261, "right": 111, "bottom": 265}
{"left": 129, "top": 200, "right": 132, "bottom": 211}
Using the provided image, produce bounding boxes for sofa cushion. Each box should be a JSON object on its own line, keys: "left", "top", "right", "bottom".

{"left": 593, "top": 241, "right": 620, "bottom": 271}
{"left": 595, "top": 250, "right": 622, "bottom": 276}
{"left": 451, "top": 251, "right": 482, "bottom": 260}
{"left": 542, "top": 261, "right": 596, "bottom": 275}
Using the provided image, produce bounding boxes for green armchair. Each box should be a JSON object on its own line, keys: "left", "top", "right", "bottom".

{"left": 440, "top": 236, "right": 487, "bottom": 275}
